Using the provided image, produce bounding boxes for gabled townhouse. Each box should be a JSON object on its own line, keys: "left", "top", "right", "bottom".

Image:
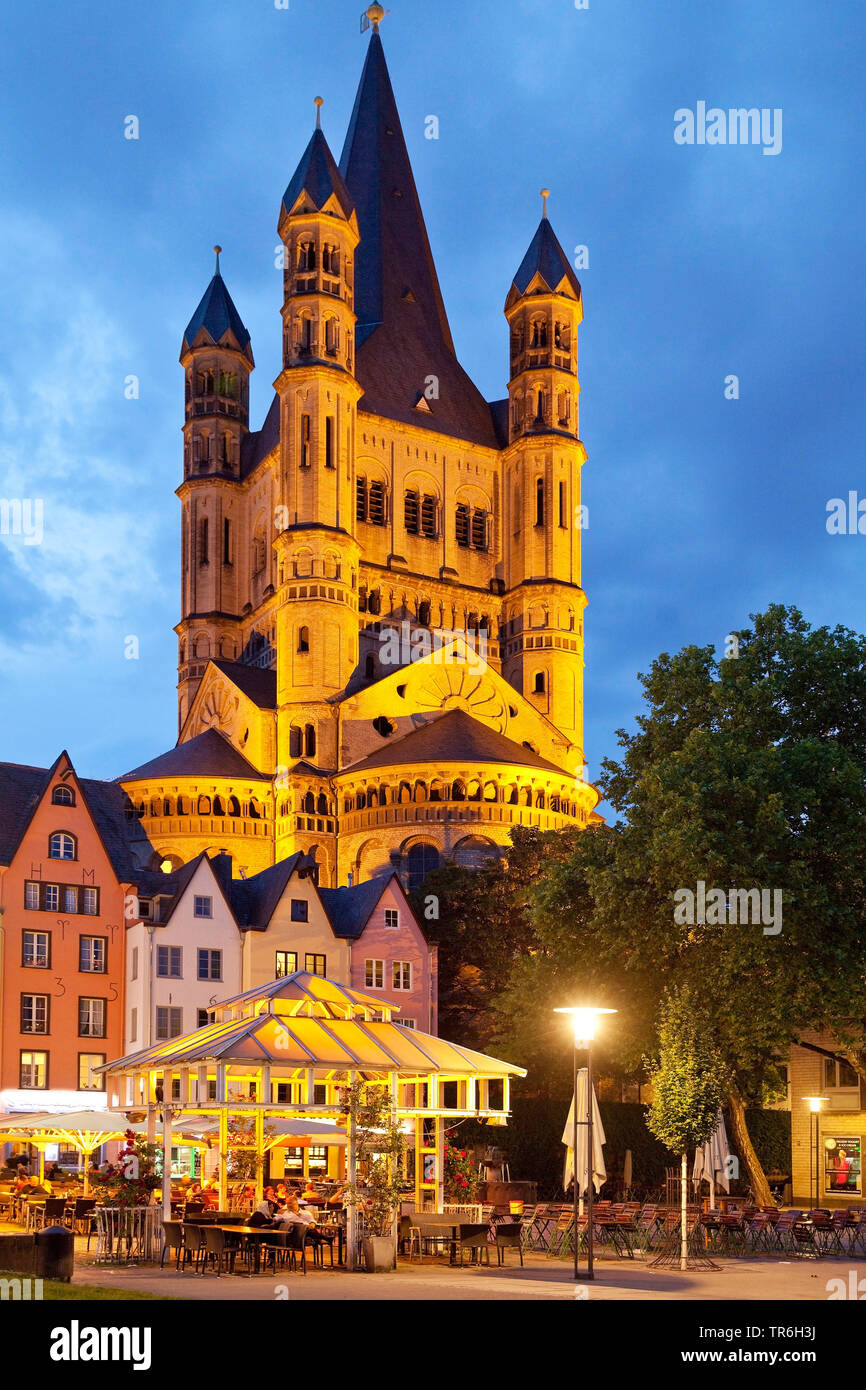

{"left": 231, "top": 854, "right": 437, "bottom": 1032}
{"left": 123, "top": 851, "right": 243, "bottom": 1052}
{"left": 0, "top": 752, "right": 148, "bottom": 1116}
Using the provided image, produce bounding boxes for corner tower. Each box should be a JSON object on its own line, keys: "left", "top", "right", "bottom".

{"left": 502, "top": 195, "right": 587, "bottom": 761}
{"left": 273, "top": 105, "right": 363, "bottom": 775}
{"left": 177, "top": 249, "right": 254, "bottom": 728}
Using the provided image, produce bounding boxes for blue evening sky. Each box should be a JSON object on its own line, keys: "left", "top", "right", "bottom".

{"left": 0, "top": 0, "right": 863, "bottom": 810}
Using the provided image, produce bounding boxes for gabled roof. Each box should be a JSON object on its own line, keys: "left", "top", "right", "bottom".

{"left": 339, "top": 32, "right": 498, "bottom": 449}
{"left": 119, "top": 729, "right": 269, "bottom": 783}
{"left": 0, "top": 760, "right": 52, "bottom": 865}
{"left": 340, "top": 709, "right": 571, "bottom": 778}
{"left": 211, "top": 661, "right": 277, "bottom": 711}
{"left": 241, "top": 393, "right": 280, "bottom": 479}
{"left": 319, "top": 875, "right": 390, "bottom": 939}
{"left": 281, "top": 127, "right": 355, "bottom": 222}
{"left": 230, "top": 853, "right": 309, "bottom": 931}
{"left": 181, "top": 267, "right": 253, "bottom": 363}
{"left": 512, "top": 216, "right": 582, "bottom": 298}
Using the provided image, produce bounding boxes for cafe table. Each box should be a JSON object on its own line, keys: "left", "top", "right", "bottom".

{"left": 210, "top": 1225, "right": 282, "bottom": 1276}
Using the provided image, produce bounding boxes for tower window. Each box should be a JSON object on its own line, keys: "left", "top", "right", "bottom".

{"left": 535, "top": 391, "right": 545, "bottom": 425}
{"left": 322, "top": 244, "right": 340, "bottom": 275}
{"left": 298, "top": 241, "right": 316, "bottom": 271}
{"left": 325, "top": 416, "right": 335, "bottom": 469}
{"left": 530, "top": 319, "right": 548, "bottom": 348}
{"left": 471, "top": 509, "right": 488, "bottom": 551}
{"left": 300, "top": 316, "right": 312, "bottom": 352}
{"left": 305, "top": 724, "right": 316, "bottom": 758}
{"left": 199, "top": 517, "right": 209, "bottom": 565}
{"left": 223, "top": 517, "right": 231, "bottom": 564}
{"left": 420, "top": 494, "right": 437, "bottom": 538}
{"left": 289, "top": 725, "right": 303, "bottom": 759}
{"left": 535, "top": 478, "right": 545, "bottom": 527}
{"left": 369, "top": 480, "right": 386, "bottom": 525}
{"left": 368, "top": 589, "right": 381, "bottom": 616}
{"left": 325, "top": 318, "right": 339, "bottom": 354}
{"left": 356, "top": 476, "right": 368, "bottom": 522}
{"left": 300, "top": 414, "right": 311, "bottom": 468}
{"left": 533, "top": 671, "right": 546, "bottom": 694}
{"left": 298, "top": 626, "right": 310, "bottom": 653}
{"left": 404, "top": 490, "right": 419, "bottom": 535}
{"left": 559, "top": 481, "right": 567, "bottom": 529}
{"left": 221, "top": 433, "right": 230, "bottom": 464}
{"left": 455, "top": 503, "right": 470, "bottom": 547}
{"left": 558, "top": 392, "right": 571, "bottom": 427}
{"left": 418, "top": 600, "right": 431, "bottom": 626}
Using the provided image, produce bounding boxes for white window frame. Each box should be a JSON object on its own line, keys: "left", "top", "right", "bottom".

{"left": 197, "top": 948, "right": 222, "bottom": 982}
{"left": 392, "top": 960, "right": 412, "bottom": 991}
{"left": 365, "top": 959, "right": 384, "bottom": 990}
{"left": 80, "top": 936, "right": 106, "bottom": 974}
{"left": 384, "top": 908, "right": 399, "bottom": 930}
{"left": 79, "top": 996, "right": 106, "bottom": 1038}
{"left": 157, "top": 944, "right": 183, "bottom": 978}
{"left": 193, "top": 895, "right": 213, "bottom": 919}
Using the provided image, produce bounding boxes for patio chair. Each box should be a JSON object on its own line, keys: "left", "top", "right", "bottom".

{"left": 203, "top": 1224, "right": 237, "bottom": 1277}
{"left": 161, "top": 1220, "right": 185, "bottom": 1270}
{"left": 32, "top": 1197, "right": 67, "bottom": 1230}
{"left": 494, "top": 1221, "right": 524, "bottom": 1267}
{"left": 180, "top": 1222, "right": 206, "bottom": 1273}
{"left": 546, "top": 1208, "right": 575, "bottom": 1258}
{"left": 524, "top": 1202, "right": 551, "bottom": 1251}
{"left": 456, "top": 1224, "right": 490, "bottom": 1267}
{"left": 744, "top": 1212, "right": 774, "bottom": 1254}
{"left": 284, "top": 1224, "right": 308, "bottom": 1275}
{"left": 69, "top": 1197, "right": 96, "bottom": 1234}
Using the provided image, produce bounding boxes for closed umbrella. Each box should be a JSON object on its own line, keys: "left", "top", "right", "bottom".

{"left": 692, "top": 1109, "right": 731, "bottom": 1210}
{"left": 562, "top": 1068, "right": 606, "bottom": 1195}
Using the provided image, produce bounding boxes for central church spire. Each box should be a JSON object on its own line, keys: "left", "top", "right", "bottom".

{"left": 339, "top": 28, "right": 497, "bottom": 448}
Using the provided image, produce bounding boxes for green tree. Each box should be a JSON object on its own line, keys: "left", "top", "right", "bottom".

{"left": 494, "top": 606, "right": 866, "bottom": 1202}
{"left": 646, "top": 989, "right": 729, "bottom": 1268}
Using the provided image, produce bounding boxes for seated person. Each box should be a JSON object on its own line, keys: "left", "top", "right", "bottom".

{"left": 273, "top": 1196, "right": 324, "bottom": 1248}
{"left": 301, "top": 1179, "right": 322, "bottom": 1202}
{"left": 275, "top": 1182, "right": 289, "bottom": 1203}
{"left": 327, "top": 1187, "right": 345, "bottom": 1208}
{"left": 248, "top": 1198, "right": 275, "bottom": 1228}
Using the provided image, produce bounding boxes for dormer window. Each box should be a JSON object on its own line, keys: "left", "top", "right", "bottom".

{"left": 51, "top": 785, "right": 75, "bottom": 807}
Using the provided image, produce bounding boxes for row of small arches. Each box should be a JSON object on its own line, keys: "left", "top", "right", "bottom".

{"left": 341, "top": 781, "right": 583, "bottom": 815}
{"left": 133, "top": 796, "right": 267, "bottom": 820}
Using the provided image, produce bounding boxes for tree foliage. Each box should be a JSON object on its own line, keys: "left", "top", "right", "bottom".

{"left": 646, "top": 989, "right": 729, "bottom": 1154}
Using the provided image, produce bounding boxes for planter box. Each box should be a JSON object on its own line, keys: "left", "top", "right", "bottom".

{"left": 0, "top": 1234, "right": 36, "bottom": 1275}
{"left": 362, "top": 1236, "right": 395, "bottom": 1273}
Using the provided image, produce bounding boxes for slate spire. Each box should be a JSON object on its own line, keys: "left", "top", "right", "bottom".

{"left": 180, "top": 251, "right": 253, "bottom": 364}
{"left": 511, "top": 209, "right": 582, "bottom": 300}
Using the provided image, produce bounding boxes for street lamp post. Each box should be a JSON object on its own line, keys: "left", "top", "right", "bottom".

{"left": 803, "top": 1097, "right": 828, "bottom": 1209}
{"left": 554, "top": 1006, "right": 616, "bottom": 1282}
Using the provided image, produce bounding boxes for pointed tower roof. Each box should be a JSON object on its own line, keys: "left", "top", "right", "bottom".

{"left": 339, "top": 31, "right": 497, "bottom": 448}
{"left": 512, "top": 213, "right": 582, "bottom": 299}
{"left": 180, "top": 249, "right": 253, "bottom": 363}
{"left": 281, "top": 126, "right": 356, "bottom": 223}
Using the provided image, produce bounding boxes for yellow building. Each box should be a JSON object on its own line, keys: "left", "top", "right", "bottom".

{"left": 121, "top": 10, "right": 600, "bottom": 888}
{"left": 789, "top": 1034, "right": 865, "bottom": 1206}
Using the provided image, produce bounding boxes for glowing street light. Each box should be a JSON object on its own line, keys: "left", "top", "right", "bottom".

{"left": 554, "top": 1006, "right": 617, "bottom": 1281}
{"left": 802, "top": 1096, "right": 828, "bottom": 1208}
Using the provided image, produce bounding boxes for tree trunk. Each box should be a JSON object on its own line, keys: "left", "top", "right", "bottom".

{"left": 728, "top": 1088, "right": 772, "bottom": 1205}
{"left": 680, "top": 1151, "right": 687, "bottom": 1271}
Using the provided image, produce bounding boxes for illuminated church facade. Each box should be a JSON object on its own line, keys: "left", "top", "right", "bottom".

{"left": 121, "top": 8, "right": 600, "bottom": 890}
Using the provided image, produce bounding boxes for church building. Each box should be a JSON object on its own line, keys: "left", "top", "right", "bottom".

{"left": 121, "top": 6, "right": 600, "bottom": 890}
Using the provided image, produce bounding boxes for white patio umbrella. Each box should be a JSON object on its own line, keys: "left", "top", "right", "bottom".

{"left": 562, "top": 1068, "right": 606, "bottom": 1195}
{"left": 692, "top": 1109, "right": 731, "bottom": 1210}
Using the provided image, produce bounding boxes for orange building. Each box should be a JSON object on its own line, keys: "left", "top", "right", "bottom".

{"left": 0, "top": 752, "right": 143, "bottom": 1115}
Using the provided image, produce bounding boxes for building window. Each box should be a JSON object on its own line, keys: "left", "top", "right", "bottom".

{"left": 535, "top": 477, "right": 545, "bottom": 527}
{"left": 20, "top": 994, "right": 49, "bottom": 1034}
{"left": 197, "top": 948, "right": 222, "bottom": 981}
{"left": 156, "top": 1007, "right": 183, "bottom": 1041}
{"left": 420, "top": 494, "right": 437, "bottom": 538}
{"left": 52, "top": 785, "right": 75, "bottom": 806}
{"left": 369, "top": 480, "right": 387, "bottom": 526}
{"left": 82, "top": 887, "right": 98, "bottom": 915}
{"left": 193, "top": 896, "right": 213, "bottom": 919}
{"left": 64, "top": 886, "right": 78, "bottom": 914}
{"left": 455, "top": 502, "right": 470, "bottom": 547}
{"left": 20, "top": 1051, "right": 47, "bottom": 1089}
{"left": 406, "top": 842, "right": 440, "bottom": 891}
{"left": 559, "top": 480, "right": 567, "bottom": 528}
{"left": 78, "top": 997, "right": 106, "bottom": 1038}
{"left": 384, "top": 908, "right": 399, "bottom": 930}
{"left": 130, "top": 1008, "right": 137, "bottom": 1042}
{"left": 300, "top": 414, "right": 311, "bottom": 467}
{"left": 356, "top": 476, "right": 368, "bottom": 523}
{"left": 533, "top": 671, "right": 546, "bottom": 694}
{"left": 291, "top": 899, "right": 309, "bottom": 923}
{"left": 79, "top": 937, "right": 107, "bottom": 974}
{"left": 199, "top": 516, "right": 209, "bottom": 565}
{"left": 24, "top": 881, "right": 39, "bottom": 910}
{"left": 305, "top": 954, "right": 326, "bottom": 977}
{"left": 156, "top": 945, "right": 183, "bottom": 979}
{"left": 393, "top": 961, "right": 412, "bottom": 991}
{"left": 276, "top": 951, "right": 298, "bottom": 978}
{"left": 471, "top": 509, "right": 488, "bottom": 551}
{"left": 305, "top": 724, "right": 316, "bottom": 757}
{"left": 48, "top": 831, "right": 76, "bottom": 860}
{"left": 197, "top": 1009, "right": 212, "bottom": 1029}
{"left": 44, "top": 884, "right": 59, "bottom": 911}
{"left": 223, "top": 517, "right": 231, "bottom": 563}
{"left": 396, "top": 1017, "right": 416, "bottom": 1030}
{"left": 78, "top": 1053, "right": 105, "bottom": 1091}
{"left": 325, "top": 416, "right": 335, "bottom": 468}
{"left": 22, "top": 931, "right": 50, "bottom": 969}
{"left": 298, "top": 626, "right": 310, "bottom": 653}
{"left": 365, "top": 960, "right": 384, "bottom": 989}
{"left": 404, "top": 489, "right": 419, "bottom": 534}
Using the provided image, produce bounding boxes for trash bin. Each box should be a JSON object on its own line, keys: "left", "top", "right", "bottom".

{"left": 35, "top": 1225, "right": 74, "bottom": 1282}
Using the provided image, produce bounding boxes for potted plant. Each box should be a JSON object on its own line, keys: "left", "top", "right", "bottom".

{"left": 340, "top": 1081, "right": 407, "bottom": 1272}
{"left": 444, "top": 1132, "right": 481, "bottom": 1203}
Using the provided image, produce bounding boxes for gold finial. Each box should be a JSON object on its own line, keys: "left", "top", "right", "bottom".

{"left": 540, "top": 189, "right": 550, "bottom": 219}
{"left": 314, "top": 96, "right": 324, "bottom": 130}
{"left": 213, "top": 244, "right": 222, "bottom": 271}
{"left": 363, "top": 4, "right": 389, "bottom": 32}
